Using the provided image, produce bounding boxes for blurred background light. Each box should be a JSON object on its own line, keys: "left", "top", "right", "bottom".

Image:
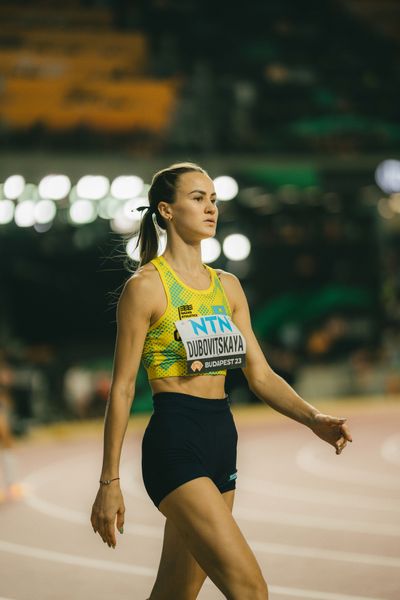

{"left": 76, "top": 175, "right": 109, "bottom": 200}
{"left": 97, "top": 196, "right": 121, "bottom": 220}
{"left": 38, "top": 175, "right": 71, "bottom": 200}
{"left": 388, "top": 193, "right": 400, "bottom": 213}
{"left": 375, "top": 159, "right": 400, "bottom": 194}
{"left": 122, "top": 197, "right": 148, "bottom": 223}
{"left": 14, "top": 200, "right": 36, "bottom": 227}
{"left": 377, "top": 197, "right": 395, "bottom": 219}
{"left": 223, "top": 233, "right": 251, "bottom": 260}
{"left": 126, "top": 231, "right": 167, "bottom": 261}
{"left": 110, "top": 206, "right": 139, "bottom": 233}
{"left": 34, "top": 222, "right": 53, "bottom": 234}
{"left": 0, "top": 199, "right": 15, "bottom": 224}
{"left": 111, "top": 175, "right": 144, "bottom": 199}
{"left": 213, "top": 176, "right": 239, "bottom": 201}
{"left": 34, "top": 199, "right": 57, "bottom": 224}
{"left": 4, "top": 175, "right": 25, "bottom": 199}
{"left": 126, "top": 235, "right": 141, "bottom": 261}
{"left": 201, "top": 237, "right": 221, "bottom": 263}
{"left": 69, "top": 199, "right": 97, "bottom": 224}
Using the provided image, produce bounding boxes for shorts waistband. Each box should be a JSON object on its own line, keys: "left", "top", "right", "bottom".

{"left": 152, "top": 392, "right": 230, "bottom": 412}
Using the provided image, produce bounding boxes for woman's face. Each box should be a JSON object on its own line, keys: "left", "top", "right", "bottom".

{"left": 163, "top": 171, "right": 218, "bottom": 241}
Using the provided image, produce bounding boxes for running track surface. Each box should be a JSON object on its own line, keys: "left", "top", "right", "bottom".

{"left": 0, "top": 396, "right": 399, "bottom": 600}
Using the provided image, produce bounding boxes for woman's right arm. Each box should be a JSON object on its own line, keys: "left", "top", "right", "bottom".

{"left": 91, "top": 270, "right": 153, "bottom": 549}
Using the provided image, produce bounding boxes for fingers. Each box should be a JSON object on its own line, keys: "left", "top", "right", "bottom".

{"left": 91, "top": 512, "right": 116, "bottom": 548}
{"left": 116, "top": 512, "right": 124, "bottom": 535}
{"left": 99, "top": 517, "right": 116, "bottom": 548}
{"left": 335, "top": 420, "right": 353, "bottom": 454}
{"left": 106, "top": 519, "right": 117, "bottom": 548}
{"left": 91, "top": 510, "right": 125, "bottom": 548}
{"left": 341, "top": 423, "right": 353, "bottom": 442}
{"left": 336, "top": 439, "right": 347, "bottom": 454}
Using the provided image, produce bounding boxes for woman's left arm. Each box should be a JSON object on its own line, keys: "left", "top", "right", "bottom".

{"left": 222, "top": 272, "right": 353, "bottom": 455}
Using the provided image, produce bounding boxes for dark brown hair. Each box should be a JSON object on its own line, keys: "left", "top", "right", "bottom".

{"left": 134, "top": 161, "right": 207, "bottom": 267}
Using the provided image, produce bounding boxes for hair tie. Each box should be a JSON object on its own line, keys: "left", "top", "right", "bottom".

{"left": 136, "top": 205, "right": 151, "bottom": 213}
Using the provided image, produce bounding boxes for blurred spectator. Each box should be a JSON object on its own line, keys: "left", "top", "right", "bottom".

{"left": 0, "top": 352, "right": 23, "bottom": 502}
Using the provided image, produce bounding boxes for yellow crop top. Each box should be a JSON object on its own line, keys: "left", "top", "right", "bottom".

{"left": 141, "top": 255, "right": 232, "bottom": 380}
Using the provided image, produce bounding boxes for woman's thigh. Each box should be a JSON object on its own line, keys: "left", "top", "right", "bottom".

{"left": 158, "top": 477, "right": 267, "bottom": 599}
{"left": 149, "top": 490, "right": 235, "bottom": 600}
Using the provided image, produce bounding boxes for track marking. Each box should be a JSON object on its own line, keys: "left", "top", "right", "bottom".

{"left": 0, "top": 541, "right": 389, "bottom": 600}
{"left": 381, "top": 434, "right": 400, "bottom": 466}
{"left": 18, "top": 482, "right": 400, "bottom": 568}
{"left": 296, "top": 444, "right": 400, "bottom": 489}
{"left": 239, "top": 476, "right": 400, "bottom": 513}
{"left": 269, "top": 586, "right": 387, "bottom": 600}
{"left": 22, "top": 464, "right": 400, "bottom": 538}
{"left": 24, "top": 487, "right": 161, "bottom": 539}
{"left": 251, "top": 539, "right": 400, "bottom": 569}
{"left": 235, "top": 506, "right": 400, "bottom": 536}
{"left": 0, "top": 539, "right": 156, "bottom": 576}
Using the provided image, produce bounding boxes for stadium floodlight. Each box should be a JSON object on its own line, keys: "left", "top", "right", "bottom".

{"left": 69, "top": 199, "right": 97, "bottom": 224}
{"left": 15, "top": 200, "right": 36, "bottom": 227}
{"left": 375, "top": 159, "right": 400, "bottom": 194}
{"left": 111, "top": 176, "right": 144, "bottom": 200}
{"left": 110, "top": 207, "right": 140, "bottom": 234}
{"left": 38, "top": 175, "right": 71, "bottom": 200}
{"left": 4, "top": 175, "right": 25, "bottom": 199}
{"left": 388, "top": 193, "right": 400, "bottom": 214}
{"left": 125, "top": 235, "right": 141, "bottom": 261}
{"left": 201, "top": 237, "right": 221, "bottom": 263}
{"left": 77, "top": 175, "right": 109, "bottom": 200}
{"left": 377, "top": 197, "right": 394, "bottom": 219}
{"left": 0, "top": 200, "right": 15, "bottom": 224}
{"left": 97, "top": 196, "right": 120, "bottom": 219}
{"left": 34, "top": 199, "right": 57, "bottom": 224}
{"left": 126, "top": 231, "right": 166, "bottom": 261}
{"left": 122, "top": 197, "right": 148, "bottom": 222}
{"left": 213, "top": 176, "right": 239, "bottom": 201}
{"left": 223, "top": 233, "right": 251, "bottom": 260}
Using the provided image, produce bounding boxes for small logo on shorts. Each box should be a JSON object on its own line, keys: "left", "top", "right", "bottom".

{"left": 228, "top": 471, "right": 237, "bottom": 481}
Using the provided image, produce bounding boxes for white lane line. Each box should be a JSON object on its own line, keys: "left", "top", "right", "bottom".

{"left": 239, "top": 476, "right": 400, "bottom": 513}
{"left": 23, "top": 470, "right": 400, "bottom": 540}
{"left": 251, "top": 540, "right": 400, "bottom": 569}
{"left": 381, "top": 434, "right": 400, "bottom": 466}
{"left": 0, "top": 539, "right": 156, "bottom": 576}
{"left": 0, "top": 540, "right": 389, "bottom": 600}
{"left": 235, "top": 506, "right": 400, "bottom": 537}
{"left": 270, "top": 586, "right": 386, "bottom": 600}
{"left": 19, "top": 485, "right": 400, "bottom": 568}
{"left": 24, "top": 486, "right": 161, "bottom": 539}
{"left": 296, "top": 444, "right": 400, "bottom": 490}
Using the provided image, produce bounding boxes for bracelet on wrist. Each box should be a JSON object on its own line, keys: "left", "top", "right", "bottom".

{"left": 99, "top": 477, "right": 120, "bottom": 485}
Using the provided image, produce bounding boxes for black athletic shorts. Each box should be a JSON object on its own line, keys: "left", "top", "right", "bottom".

{"left": 141, "top": 392, "right": 238, "bottom": 508}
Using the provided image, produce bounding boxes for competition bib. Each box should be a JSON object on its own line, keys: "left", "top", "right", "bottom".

{"left": 174, "top": 314, "right": 246, "bottom": 374}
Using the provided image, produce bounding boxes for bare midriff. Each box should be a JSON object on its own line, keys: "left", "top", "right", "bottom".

{"left": 149, "top": 374, "right": 227, "bottom": 400}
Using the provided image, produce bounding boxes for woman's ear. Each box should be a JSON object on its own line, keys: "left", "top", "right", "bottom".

{"left": 157, "top": 201, "right": 172, "bottom": 221}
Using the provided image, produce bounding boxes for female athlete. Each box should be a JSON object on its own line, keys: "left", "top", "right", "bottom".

{"left": 90, "top": 162, "right": 353, "bottom": 600}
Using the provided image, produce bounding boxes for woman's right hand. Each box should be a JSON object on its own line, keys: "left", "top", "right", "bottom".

{"left": 90, "top": 482, "right": 125, "bottom": 549}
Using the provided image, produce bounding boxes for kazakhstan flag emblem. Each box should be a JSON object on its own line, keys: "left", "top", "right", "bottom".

{"left": 212, "top": 305, "right": 227, "bottom": 315}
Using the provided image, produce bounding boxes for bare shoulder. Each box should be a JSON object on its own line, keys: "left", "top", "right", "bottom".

{"left": 213, "top": 268, "right": 244, "bottom": 313}
{"left": 118, "top": 262, "right": 160, "bottom": 315}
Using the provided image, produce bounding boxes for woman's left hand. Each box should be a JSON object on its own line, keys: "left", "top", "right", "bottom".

{"left": 309, "top": 413, "right": 353, "bottom": 454}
